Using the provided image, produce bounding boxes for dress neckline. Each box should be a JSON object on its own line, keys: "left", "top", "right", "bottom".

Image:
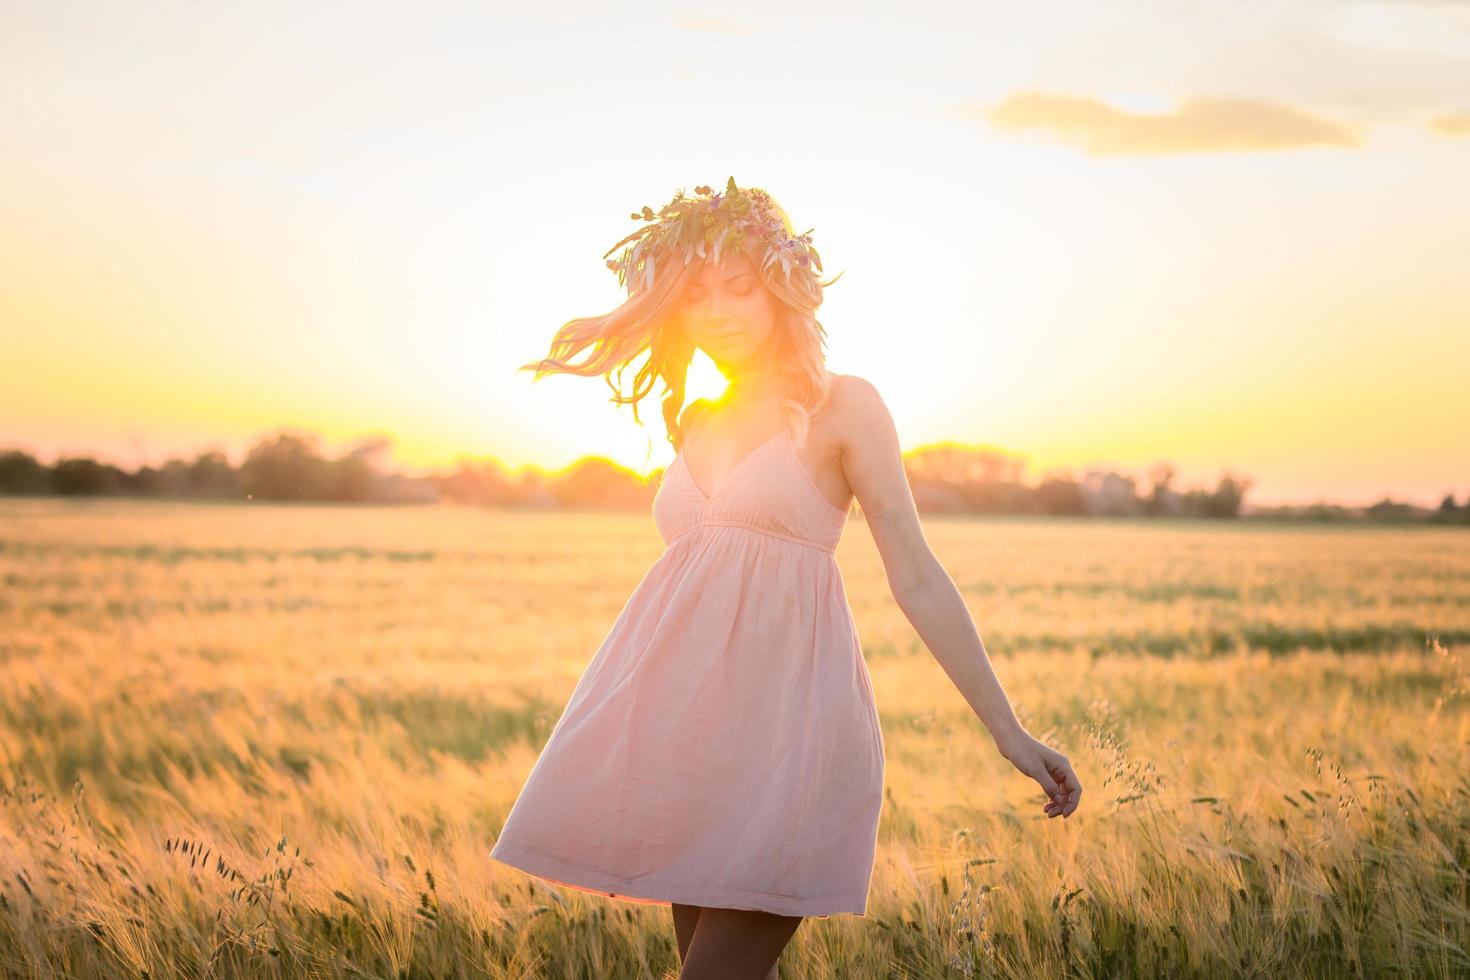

{"left": 676, "top": 427, "right": 791, "bottom": 504}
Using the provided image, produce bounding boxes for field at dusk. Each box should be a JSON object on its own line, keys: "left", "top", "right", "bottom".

{"left": 6, "top": 2, "right": 1470, "bottom": 976}
{"left": 2, "top": 498, "right": 1467, "bottom": 977}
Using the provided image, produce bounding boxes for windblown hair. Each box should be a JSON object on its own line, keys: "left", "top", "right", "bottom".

{"left": 519, "top": 185, "right": 845, "bottom": 453}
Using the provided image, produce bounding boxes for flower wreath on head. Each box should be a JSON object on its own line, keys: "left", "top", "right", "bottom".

{"left": 602, "top": 176, "right": 824, "bottom": 294}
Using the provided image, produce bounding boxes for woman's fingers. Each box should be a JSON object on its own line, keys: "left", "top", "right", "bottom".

{"left": 1006, "top": 732, "right": 1083, "bottom": 819}
{"left": 1029, "top": 757, "right": 1062, "bottom": 799}
{"left": 1052, "top": 759, "right": 1083, "bottom": 816}
{"left": 1037, "top": 750, "right": 1081, "bottom": 818}
{"left": 1031, "top": 765, "right": 1064, "bottom": 816}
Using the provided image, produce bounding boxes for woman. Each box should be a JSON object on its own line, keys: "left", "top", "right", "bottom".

{"left": 491, "top": 179, "right": 1082, "bottom": 980}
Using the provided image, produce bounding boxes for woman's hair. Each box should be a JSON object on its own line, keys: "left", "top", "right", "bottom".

{"left": 519, "top": 181, "right": 845, "bottom": 452}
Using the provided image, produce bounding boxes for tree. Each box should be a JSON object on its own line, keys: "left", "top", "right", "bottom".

{"left": 50, "top": 457, "right": 126, "bottom": 495}
{"left": 1202, "top": 472, "right": 1253, "bottom": 518}
{"left": 240, "top": 432, "right": 334, "bottom": 500}
{"left": 1035, "top": 471, "right": 1087, "bottom": 515}
{"left": 1145, "top": 463, "right": 1180, "bottom": 517}
{"left": 331, "top": 437, "right": 394, "bottom": 503}
{"left": 189, "top": 450, "right": 241, "bottom": 497}
{"left": 0, "top": 450, "right": 48, "bottom": 495}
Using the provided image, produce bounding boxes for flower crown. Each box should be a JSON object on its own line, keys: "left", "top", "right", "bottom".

{"left": 602, "top": 176, "right": 824, "bottom": 294}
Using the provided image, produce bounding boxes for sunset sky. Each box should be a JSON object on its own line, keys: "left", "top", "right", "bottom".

{"left": 3, "top": 1, "right": 1468, "bottom": 507}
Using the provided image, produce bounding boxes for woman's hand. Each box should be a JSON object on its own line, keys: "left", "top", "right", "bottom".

{"left": 996, "top": 728, "right": 1082, "bottom": 819}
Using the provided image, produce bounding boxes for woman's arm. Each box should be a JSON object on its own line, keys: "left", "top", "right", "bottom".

{"left": 830, "top": 375, "right": 1082, "bottom": 819}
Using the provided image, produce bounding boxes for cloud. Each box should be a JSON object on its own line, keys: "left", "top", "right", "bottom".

{"left": 977, "top": 92, "right": 1361, "bottom": 156}
{"left": 1430, "top": 111, "right": 1470, "bottom": 135}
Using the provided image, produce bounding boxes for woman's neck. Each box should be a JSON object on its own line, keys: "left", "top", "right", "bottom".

{"left": 719, "top": 369, "right": 788, "bottom": 411}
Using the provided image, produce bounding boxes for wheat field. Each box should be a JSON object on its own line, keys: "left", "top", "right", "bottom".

{"left": 1, "top": 498, "right": 1467, "bottom": 978}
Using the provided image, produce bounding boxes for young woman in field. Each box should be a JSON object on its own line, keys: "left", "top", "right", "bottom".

{"left": 491, "top": 178, "right": 1082, "bottom": 980}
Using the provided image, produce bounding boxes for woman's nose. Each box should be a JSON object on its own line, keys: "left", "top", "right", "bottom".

{"left": 693, "top": 289, "right": 727, "bottom": 320}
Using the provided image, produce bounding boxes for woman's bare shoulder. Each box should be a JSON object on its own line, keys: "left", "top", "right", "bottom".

{"left": 824, "top": 373, "right": 891, "bottom": 427}
{"left": 819, "top": 374, "right": 898, "bottom": 464}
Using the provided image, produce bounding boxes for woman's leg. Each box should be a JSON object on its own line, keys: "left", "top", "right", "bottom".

{"left": 672, "top": 903, "right": 702, "bottom": 963}
{"left": 676, "top": 906, "right": 802, "bottom": 980}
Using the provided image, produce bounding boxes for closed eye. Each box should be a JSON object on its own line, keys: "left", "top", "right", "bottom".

{"left": 685, "top": 280, "right": 755, "bottom": 301}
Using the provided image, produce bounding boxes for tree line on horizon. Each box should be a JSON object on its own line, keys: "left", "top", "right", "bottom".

{"left": 1, "top": 429, "right": 1465, "bottom": 524}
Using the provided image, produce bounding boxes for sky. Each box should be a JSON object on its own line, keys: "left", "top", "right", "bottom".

{"left": 2, "top": 0, "right": 1468, "bottom": 507}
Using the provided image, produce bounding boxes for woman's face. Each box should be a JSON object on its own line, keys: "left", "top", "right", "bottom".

{"left": 675, "top": 251, "right": 783, "bottom": 369}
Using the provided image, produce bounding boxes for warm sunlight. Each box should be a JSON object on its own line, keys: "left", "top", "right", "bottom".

{"left": 6, "top": 6, "right": 1470, "bottom": 977}
{"left": 3, "top": 3, "right": 1467, "bottom": 508}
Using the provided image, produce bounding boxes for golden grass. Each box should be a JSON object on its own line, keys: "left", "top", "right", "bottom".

{"left": 1, "top": 498, "right": 1467, "bottom": 977}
